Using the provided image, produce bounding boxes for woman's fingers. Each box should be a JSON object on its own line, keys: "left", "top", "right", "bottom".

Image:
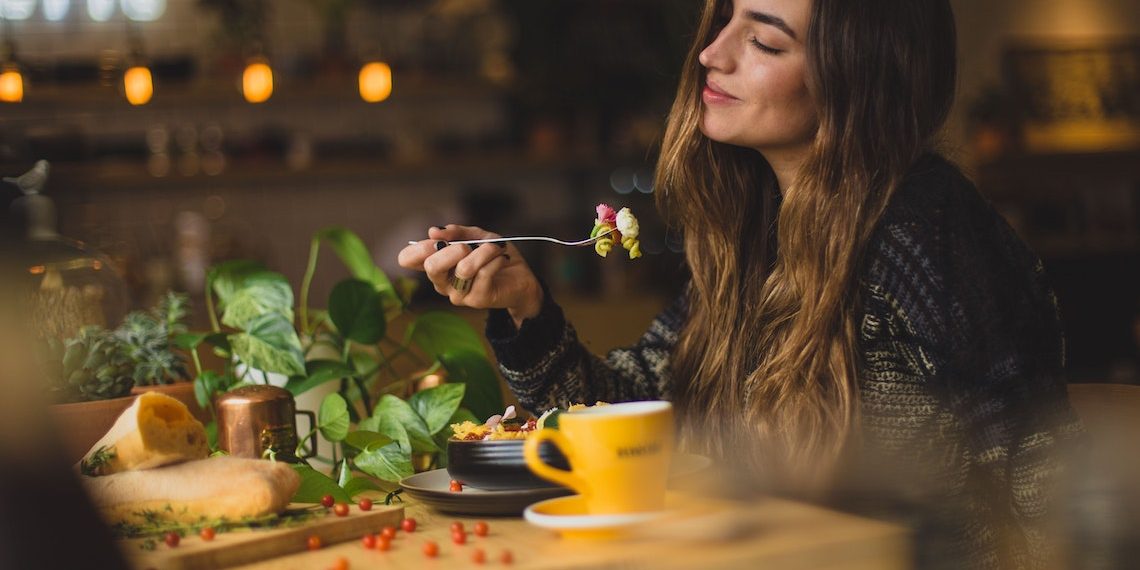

{"left": 400, "top": 224, "right": 525, "bottom": 308}
{"left": 423, "top": 242, "right": 471, "bottom": 294}
{"left": 397, "top": 239, "right": 439, "bottom": 271}
{"left": 453, "top": 253, "right": 511, "bottom": 308}
{"left": 453, "top": 243, "right": 508, "bottom": 281}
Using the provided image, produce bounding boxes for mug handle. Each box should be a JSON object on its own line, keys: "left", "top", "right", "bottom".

{"left": 524, "top": 430, "right": 589, "bottom": 497}
{"left": 296, "top": 410, "right": 318, "bottom": 458}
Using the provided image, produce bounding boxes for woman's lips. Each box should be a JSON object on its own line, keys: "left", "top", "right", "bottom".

{"left": 701, "top": 81, "right": 739, "bottom": 104}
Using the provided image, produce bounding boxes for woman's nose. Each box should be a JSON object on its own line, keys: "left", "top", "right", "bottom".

{"left": 698, "top": 29, "right": 732, "bottom": 72}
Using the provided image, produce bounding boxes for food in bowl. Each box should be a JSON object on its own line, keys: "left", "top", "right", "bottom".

{"left": 445, "top": 403, "right": 608, "bottom": 490}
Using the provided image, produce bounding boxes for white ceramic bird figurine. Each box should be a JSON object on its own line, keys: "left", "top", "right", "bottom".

{"left": 3, "top": 160, "right": 50, "bottom": 195}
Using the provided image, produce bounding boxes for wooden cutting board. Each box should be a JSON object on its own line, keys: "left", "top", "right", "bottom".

{"left": 124, "top": 504, "right": 405, "bottom": 570}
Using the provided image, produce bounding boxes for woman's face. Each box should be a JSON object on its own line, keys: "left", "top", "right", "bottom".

{"left": 698, "top": 0, "right": 816, "bottom": 156}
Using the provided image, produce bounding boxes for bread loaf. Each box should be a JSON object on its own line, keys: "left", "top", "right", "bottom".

{"left": 79, "top": 391, "right": 208, "bottom": 476}
{"left": 83, "top": 456, "right": 300, "bottom": 524}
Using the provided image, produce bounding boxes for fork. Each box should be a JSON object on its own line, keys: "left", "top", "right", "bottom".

{"left": 408, "top": 227, "right": 617, "bottom": 248}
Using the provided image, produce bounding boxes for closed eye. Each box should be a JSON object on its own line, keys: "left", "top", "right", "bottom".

{"left": 750, "top": 37, "right": 783, "bottom": 55}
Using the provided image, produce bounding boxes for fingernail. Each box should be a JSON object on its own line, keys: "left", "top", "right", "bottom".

{"left": 435, "top": 241, "right": 447, "bottom": 251}
{"left": 434, "top": 225, "right": 447, "bottom": 230}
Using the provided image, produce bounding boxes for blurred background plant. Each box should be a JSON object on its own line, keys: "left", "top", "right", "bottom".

{"left": 40, "top": 291, "right": 191, "bottom": 403}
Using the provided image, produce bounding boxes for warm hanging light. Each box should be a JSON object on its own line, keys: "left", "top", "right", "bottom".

{"left": 242, "top": 58, "right": 273, "bottom": 104}
{"left": 123, "top": 65, "right": 153, "bottom": 105}
{"left": 0, "top": 64, "right": 23, "bottom": 103}
{"left": 358, "top": 61, "right": 392, "bottom": 103}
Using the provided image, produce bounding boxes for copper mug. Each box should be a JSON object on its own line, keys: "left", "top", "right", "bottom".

{"left": 216, "top": 385, "right": 317, "bottom": 462}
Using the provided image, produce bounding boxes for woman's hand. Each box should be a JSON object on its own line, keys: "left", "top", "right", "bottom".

{"left": 397, "top": 225, "right": 543, "bottom": 327}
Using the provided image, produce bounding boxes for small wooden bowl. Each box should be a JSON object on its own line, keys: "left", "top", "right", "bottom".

{"left": 446, "top": 438, "right": 570, "bottom": 490}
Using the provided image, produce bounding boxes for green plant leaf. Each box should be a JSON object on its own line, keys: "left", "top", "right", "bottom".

{"left": 408, "top": 383, "right": 466, "bottom": 435}
{"left": 407, "top": 312, "right": 486, "bottom": 357}
{"left": 174, "top": 332, "right": 208, "bottom": 351}
{"left": 370, "top": 395, "right": 439, "bottom": 454}
{"left": 313, "top": 227, "right": 398, "bottom": 305}
{"left": 221, "top": 277, "right": 294, "bottom": 330}
{"left": 207, "top": 260, "right": 266, "bottom": 307}
{"left": 204, "top": 420, "right": 218, "bottom": 451}
{"left": 438, "top": 350, "right": 505, "bottom": 420}
{"left": 351, "top": 352, "right": 379, "bottom": 377}
{"left": 343, "top": 476, "right": 384, "bottom": 498}
{"left": 337, "top": 459, "right": 351, "bottom": 488}
{"left": 343, "top": 430, "right": 394, "bottom": 451}
{"left": 357, "top": 414, "right": 410, "bottom": 454}
{"left": 318, "top": 392, "right": 351, "bottom": 442}
{"left": 353, "top": 441, "right": 414, "bottom": 483}
{"left": 229, "top": 313, "right": 305, "bottom": 376}
{"left": 193, "top": 370, "right": 226, "bottom": 409}
{"left": 285, "top": 360, "right": 355, "bottom": 396}
{"left": 328, "top": 279, "right": 386, "bottom": 344}
{"left": 290, "top": 463, "right": 352, "bottom": 503}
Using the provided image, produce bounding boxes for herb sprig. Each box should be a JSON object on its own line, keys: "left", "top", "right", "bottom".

{"left": 111, "top": 504, "right": 323, "bottom": 548}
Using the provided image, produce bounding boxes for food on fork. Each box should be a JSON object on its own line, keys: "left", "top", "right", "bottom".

{"left": 592, "top": 204, "right": 642, "bottom": 259}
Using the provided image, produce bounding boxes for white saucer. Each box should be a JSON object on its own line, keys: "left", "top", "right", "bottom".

{"left": 524, "top": 494, "right": 680, "bottom": 540}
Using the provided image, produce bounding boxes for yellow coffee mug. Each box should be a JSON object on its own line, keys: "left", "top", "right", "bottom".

{"left": 524, "top": 401, "right": 674, "bottom": 514}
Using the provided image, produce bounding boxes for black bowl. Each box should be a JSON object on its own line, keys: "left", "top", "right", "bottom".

{"left": 446, "top": 438, "right": 570, "bottom": 491}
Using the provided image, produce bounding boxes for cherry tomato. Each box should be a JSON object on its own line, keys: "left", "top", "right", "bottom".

{"left": 164, "top": 532, "right": 180, "bottom": 548}
{"left": 473, "top": 521, "right": 489, "bottom": 537}
{"left": 333, "top": 502, "right": 350, "bottom": 517}
{"left": 450, "top": 521, "right": 464, "bottom": 534}
{"left": 500, "top": 549, "right": 514, "bottom": 564}
{"left": 472, "top": 548, "right": 486, "bottom": 564}
{"left": 380, "top": 526, "right": 397, "bottom": 540}
{"left": 357, "top": 498, "right": 373, "bottom": 511}
{"left": 423, "top": 540, "right": 439, "bottom": 558}
{"left": 449, "top": 480, "right": 463, "bottom": 492}
{"left": 361, "top": 533, "right": 377, "bottom": 549}
{"left": 320, "top": 494, "right": 335, "bottom": 508}
{"left": 330, "top": 557, "right": 349, "bottom": 570}
{"left": 199, "top": 527, "right": 216, "bottom": 541}
{"left": 452, "top": 530, "right": 467, "bottom": 545}
{"left": 401, "top": 518, "right": 417, "bottom": 533}
{"left": 306, "top": 535, "right": 322, "bottom": 551}
{"left": 377, "top": 536, "right": 392, "bottom": 552}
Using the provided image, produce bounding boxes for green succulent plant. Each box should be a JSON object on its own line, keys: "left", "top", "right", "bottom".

{"left": 59, "top": 326, "right": 135, "bottom": 402}
{"left": 116, "top": 292, "right": 191, "bottom": 386}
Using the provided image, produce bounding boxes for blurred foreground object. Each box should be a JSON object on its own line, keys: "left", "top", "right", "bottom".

{"left": 1064, "top": 383, "right": 1140, "bottom": 569}
{"left": 0, "top": 243, "right": 129, "bottom": 569}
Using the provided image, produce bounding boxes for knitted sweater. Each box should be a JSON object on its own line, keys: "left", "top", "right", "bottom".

{"left": 485, "top": 155, "right": 1081, "bottom": 569}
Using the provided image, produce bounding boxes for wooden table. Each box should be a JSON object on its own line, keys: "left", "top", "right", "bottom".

{"left": 230, "top": 494, "right": 910, "bottom": 570}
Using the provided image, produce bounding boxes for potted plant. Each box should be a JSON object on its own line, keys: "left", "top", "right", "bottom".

{"left": 43, "top": 292, "right": 205, "bottom": 461}
{"left": 182, "top": 226, "right": 505, "bottom": 503}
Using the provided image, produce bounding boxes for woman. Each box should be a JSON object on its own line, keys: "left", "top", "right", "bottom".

{"left": 398, "top": 0, "right": 1080, "bottom": 567}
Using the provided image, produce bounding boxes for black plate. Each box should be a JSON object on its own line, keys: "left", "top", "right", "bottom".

{"left": 399, "top": 468, "right": 572, "bottom": 516}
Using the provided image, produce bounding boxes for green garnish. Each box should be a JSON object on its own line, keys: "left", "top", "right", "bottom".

{"left": 80, "top": 446, "right": 116, "bottom": 476}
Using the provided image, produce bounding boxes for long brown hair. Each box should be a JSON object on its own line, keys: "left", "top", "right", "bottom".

{"left": 657, "top": 0, "right": 957, "bottom": 489}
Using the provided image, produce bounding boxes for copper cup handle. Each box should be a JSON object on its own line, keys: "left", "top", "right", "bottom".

{"left": 297, "top": 410, "right": 318, "bottom": 458}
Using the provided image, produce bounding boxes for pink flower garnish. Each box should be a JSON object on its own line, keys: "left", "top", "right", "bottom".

{"left": 595, "top": 203, "right": 616, "bottom": 225}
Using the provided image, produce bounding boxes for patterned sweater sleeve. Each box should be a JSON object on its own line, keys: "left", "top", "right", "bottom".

{"left": 484, "top": 286, "right": 686, "bottom": 414}
{"left": 861, "top": 161, "right": 1082, "bottom": 567}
